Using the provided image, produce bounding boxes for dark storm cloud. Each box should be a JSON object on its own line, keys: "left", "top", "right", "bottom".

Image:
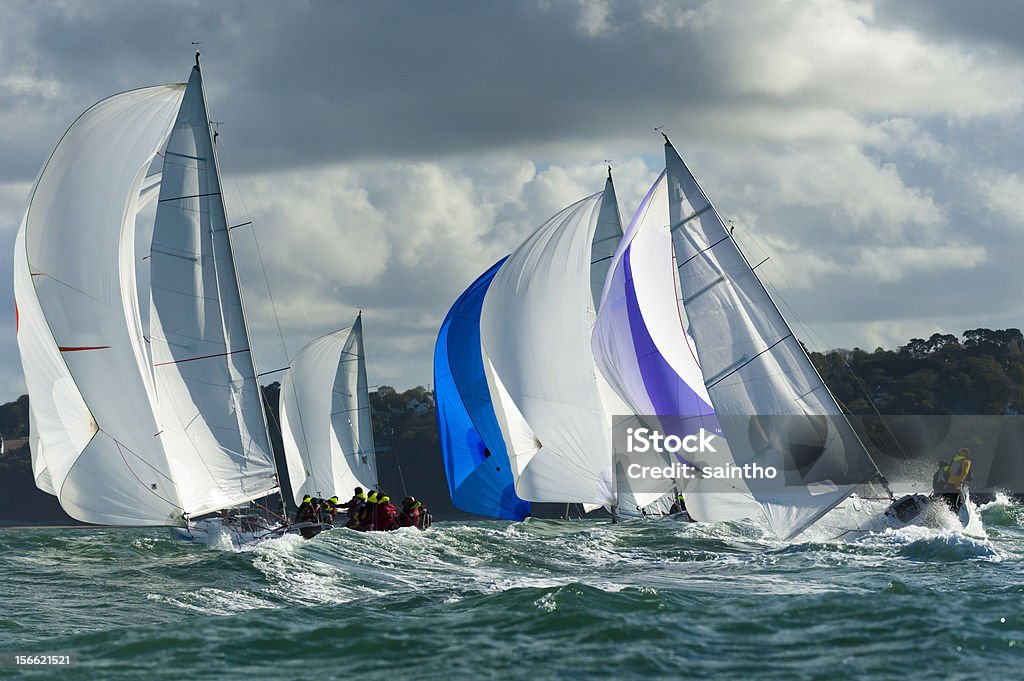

{"left": 0, "top": 0, "right": 725, "bottom": 179}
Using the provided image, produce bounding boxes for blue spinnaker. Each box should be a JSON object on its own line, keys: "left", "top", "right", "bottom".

{"left": 434, "top": 257, "right": 530, "bottom": 520}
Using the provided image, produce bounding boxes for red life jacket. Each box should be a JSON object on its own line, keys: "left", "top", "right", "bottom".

{"left": 398, "top": 506, "right": 419, "bottom": 527}
{"left": 374, "top": 502, "right": 398, "bottom": 531}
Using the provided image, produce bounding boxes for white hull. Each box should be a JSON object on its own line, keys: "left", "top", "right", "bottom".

{"left": 807, "top": 493, "right": 980, "bottom": 541}
{"left": 170, "top": 517, "right": 333, "bottom": 547}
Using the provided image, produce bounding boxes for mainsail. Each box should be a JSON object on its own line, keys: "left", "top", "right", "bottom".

{"left": 148, "top": 65, "right": 279, "bottom": 517}
{"left": 664, "top": 138, "right": 878, "bottom": 539}
{"left": 14, "top": 65, "right": 281, "bottom": 525}
{"left": 280, "top": 314, "right": 379, "bottom": 504}
{"left": 480, "top": 185, "right": 629, "bottom": 505}
{"left": 592, "top": 170, "right": 760, "bottom": 521}
{"left": 434, "top": 258, "right": 530, "bottom": 520}
{"left": 590, "top": 174, "right": 623, "bottom": 310}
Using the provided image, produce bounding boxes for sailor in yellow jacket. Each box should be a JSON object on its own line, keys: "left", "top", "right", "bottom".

{"left": 933, "top": 448, "right": 972, "bottom": 513}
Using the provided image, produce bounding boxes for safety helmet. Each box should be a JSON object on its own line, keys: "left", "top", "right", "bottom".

{"left": 367, "top": 492, "right": 378, "bottom": 503}
{"left": 302, "top": 495, "right": 312, "bottom": 503}
{"left": 329, "top": 496, "right": 339, "bottom": 503}
{"left": 380, "top": 496, "right": 390, "bottom": 503}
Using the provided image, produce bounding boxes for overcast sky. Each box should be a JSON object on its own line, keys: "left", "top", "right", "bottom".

{"left": 2, "top": 0, "right": 1024, "bottom": 399}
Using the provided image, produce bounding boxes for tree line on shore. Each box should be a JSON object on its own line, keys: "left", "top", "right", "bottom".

{"left": 3, "top": 328, "right": 1022, "bottom": 522}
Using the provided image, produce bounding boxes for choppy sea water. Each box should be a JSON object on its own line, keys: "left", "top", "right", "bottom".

{"left": 1, "top": 498, "right": 1023, "bottom": 680}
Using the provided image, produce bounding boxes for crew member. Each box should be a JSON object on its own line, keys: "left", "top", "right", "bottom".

{"left": 933, "top": 448, "right": 973, "bottom": 513}
{"left": 357, "top": 491, "right": 379, "bottom": 531}
{"left": 374, "top": 493, "right": 398, "bottom": 531}
{"left": 322, "top": 496, "right": 340, "bottom": 523}
{"left": 340, "top": 487, "right": 366, "bottom": 519}
{"left": 398, "top": 497, "right": 421, "bottom": 528}
{"left": 296, "top": 494, "right": 318, "bottom": 523}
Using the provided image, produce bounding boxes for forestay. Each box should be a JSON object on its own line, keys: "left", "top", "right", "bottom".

{"left": 280, "top": 314, "right": 379, "bottom": 504}
{"left": 665, "top": 139, "right": 877, "bottom": 539}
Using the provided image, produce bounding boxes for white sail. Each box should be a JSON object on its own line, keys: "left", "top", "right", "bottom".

{"left": 280, "top": 314, "right": 379, "bottom": 504}
{"left": 665, "top": 139, "right": 878, "bottom": 539}
{"left": 593, "top": 170, "right": 761, "bottom": 522}
{"left": 481, "top": 191, "right": 622, "bottom": 505}
{"left": 148, "top": 66, "right": 279, "bottom": 517}
{"left": 18, "top": 85, "right": 187, "bottom": 525}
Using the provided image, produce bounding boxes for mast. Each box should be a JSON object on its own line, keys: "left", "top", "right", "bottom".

{"left": 194, "top": 55, "right": 282, "bottom": 499}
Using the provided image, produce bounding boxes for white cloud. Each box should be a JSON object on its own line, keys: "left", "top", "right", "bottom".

{"left": 970, "top": 170, "right": 1024, "bottom": 227}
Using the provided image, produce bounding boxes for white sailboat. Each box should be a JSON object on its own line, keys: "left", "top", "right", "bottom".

{"left": 660, "top": 135, "right": 976, "bottom": 539}
{"left": 278, "top": 313, "right": 379, "bottom": 535}
{"left": 14, "top": 56, "right": 287, "bottom": 545}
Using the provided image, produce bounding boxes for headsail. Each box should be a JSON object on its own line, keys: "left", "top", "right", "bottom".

{"left": 664, "top": 139, "right": 878, "bottom": 539}
{"left": 480, "top": 187, "right": 626, "bottom": 505}
{"left": 434, "top": 258, "right": 530, "bottom": 520}
{"left": 148, "top": 65, "right": 279, "bottom": 517}
{"left": 18, "top": 84, "right": 187, "bottom": 525}
{"left": 280, "top": 314, "right": 379, "bottom": 504}
{"left": 592, "top": 171, "right": 760, "bottom": 522}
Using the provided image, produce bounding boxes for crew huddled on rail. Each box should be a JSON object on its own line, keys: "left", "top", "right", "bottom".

{"left": 294, "top": 487, "right": 432, "bottom": 532}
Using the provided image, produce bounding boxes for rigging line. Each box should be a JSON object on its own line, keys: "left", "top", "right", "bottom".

{"left": 676, "top": 234, "right": 732, "bottom": 270}
{"left": 706, "top": 334, "right": 793, "bottom": 390}
{"left": 257, "top": 366, "right": 290, "bottom": 377}
{"left": 152, "top": 347, "right": 250, "bottom": 367}
{"left": 158, "top": 191, "right": 221, "bottom": 202}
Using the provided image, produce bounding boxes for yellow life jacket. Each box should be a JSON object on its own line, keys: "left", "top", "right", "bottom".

{"left": 946, "top": 456, "right": 971, "bottom": 487}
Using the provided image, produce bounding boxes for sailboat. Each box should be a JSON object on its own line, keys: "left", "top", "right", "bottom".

{"left": 278, "top": 313, "right": 380, "bottom": 536}
{"left": 659, "top": 135, "right": 976, "bottom": 539}
{"left": 14, "top": 56, "right": 288, "bottom": 545}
